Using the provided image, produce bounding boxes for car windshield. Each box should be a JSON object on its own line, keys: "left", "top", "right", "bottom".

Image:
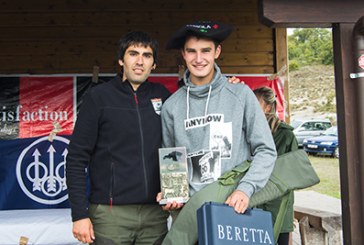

{"left": 323, "top": 127, "right": 338, "bottom": 136}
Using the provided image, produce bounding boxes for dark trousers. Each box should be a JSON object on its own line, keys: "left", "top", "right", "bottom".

{"left": 89, "top": 204, "right": 169, "bottom": 245}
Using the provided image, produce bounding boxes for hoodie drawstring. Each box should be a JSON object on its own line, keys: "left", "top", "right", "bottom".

{"left": 186, "top": 85, "right": 212, "bottom": 120}
{"left": 186, "top": 86, "right": 190, "bottom": 120}
{"left": 205, "top": 85, "right": 212, "bottom": 116}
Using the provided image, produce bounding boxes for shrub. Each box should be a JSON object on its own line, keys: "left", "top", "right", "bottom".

{"left": 289, "top": 59, "right": 300, "bottom": 71}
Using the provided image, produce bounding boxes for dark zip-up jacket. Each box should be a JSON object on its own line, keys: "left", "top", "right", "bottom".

{"left": 66, "top": 75, "right": 171, "bottom": 222}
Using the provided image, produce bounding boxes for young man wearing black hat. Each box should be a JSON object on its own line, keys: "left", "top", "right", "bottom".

{"left": 158, "top": 21, "right": 277, "bottom": 244}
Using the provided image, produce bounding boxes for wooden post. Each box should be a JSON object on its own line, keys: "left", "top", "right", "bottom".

{"left": 332, "top": 22, "right": 364, "bottom": 245}
{"left": 275, "top": 28, "right": 290, "bottom": 123}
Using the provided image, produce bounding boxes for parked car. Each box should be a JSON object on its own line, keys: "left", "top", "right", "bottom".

{"left": 291, "top": 119, "right": 332, "bottom": 147}
{"left": 302, "top": 126, "right": 339, "bottom": 158}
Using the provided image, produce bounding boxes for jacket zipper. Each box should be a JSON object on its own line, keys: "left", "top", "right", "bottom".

{"left": 134, "top": 91, "right": 149, "bottom": 199}
{"left": 109, "top": 161, "right": 114, "bottom": 210}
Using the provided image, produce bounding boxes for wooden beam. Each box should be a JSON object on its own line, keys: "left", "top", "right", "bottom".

{"left": 0, "top": 0, "right": 256, "bottom": 12}
{"left": 0, "top": 12, "right": 259, "bottom": 27}
{"left": 258, "top": 0, "right": 364, "bottom": 28}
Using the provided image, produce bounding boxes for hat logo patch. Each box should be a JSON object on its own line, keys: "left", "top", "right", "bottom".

{"left": 212, "top": 24, "right": 219, "bottom": 29}
{"left": 186, "top": 24, "right": 211, "bottom": 28}
{"left": 186, "top": 24, "right": 220, "bottom": 33}
{"left": 186, "top": 24, "right": 214, "bottom": 30}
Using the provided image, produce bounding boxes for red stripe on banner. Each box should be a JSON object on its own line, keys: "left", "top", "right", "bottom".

{"left": 238, "top": 76, "right": 285, "bottom": 121}
{"left": 19, "top": 77, "right": 74, "bottom": 138}
{"left": 148, "top": 75, "right": 179, "bottom": 93}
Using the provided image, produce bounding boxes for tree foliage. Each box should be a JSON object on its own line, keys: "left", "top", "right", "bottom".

{"left": 288, "top": 28, "right": 333, "bottom": 71}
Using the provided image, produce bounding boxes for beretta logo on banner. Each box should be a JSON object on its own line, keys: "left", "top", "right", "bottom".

{"left": 16, "top": 135, "right": 69, "bottom": 205}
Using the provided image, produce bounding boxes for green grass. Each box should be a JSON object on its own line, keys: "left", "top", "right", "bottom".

{"left": 305, "top": 155, "right": 341, "bottom": 199}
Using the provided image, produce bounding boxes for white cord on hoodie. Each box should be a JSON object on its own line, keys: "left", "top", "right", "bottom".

{"left": 186, "top": 85, "right": 212, "bottom": 120}
{"left": 186, "top": 86, "right": 190, "bottom": 120}
{"left": 205, "top": 85, "right": 212, "bottom": 116}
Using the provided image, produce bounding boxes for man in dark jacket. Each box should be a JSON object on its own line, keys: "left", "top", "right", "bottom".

{"left": 66, "top": 31, "right": 171, "bottom": 244}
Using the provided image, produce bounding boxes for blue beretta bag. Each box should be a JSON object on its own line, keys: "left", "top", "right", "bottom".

{"left": 197, "top": 202, "right": 274, "bottom": 245}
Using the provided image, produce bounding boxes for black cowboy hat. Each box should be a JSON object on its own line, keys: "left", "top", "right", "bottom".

{"left": 166, "top": 21, "right": 233, "bottom": 49}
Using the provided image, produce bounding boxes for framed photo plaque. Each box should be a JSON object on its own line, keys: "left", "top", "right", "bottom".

{"left": 158, "top": 147, "right": 189, "bottom": 205}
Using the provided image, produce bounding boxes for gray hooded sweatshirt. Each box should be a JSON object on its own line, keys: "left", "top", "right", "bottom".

{"left": 161, "top": 64, "right": 277, "bottom": 198}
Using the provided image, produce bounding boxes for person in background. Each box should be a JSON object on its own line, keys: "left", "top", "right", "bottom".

{"left": 254, "top": 86, "right": 299, "bottom": 245}
{"left": 158, "top": 21, "right": 277, "bottom": 245}
{"left": 66, "top": 31, "right": 171, "bottom": 245}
